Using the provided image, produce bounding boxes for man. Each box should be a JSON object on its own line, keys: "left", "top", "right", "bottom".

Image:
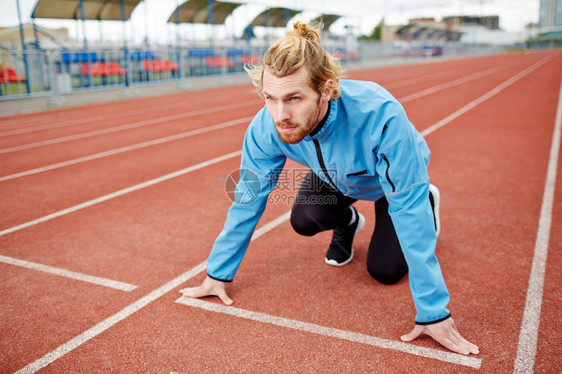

{"left": 181, "top": 22, "right": 478, "bottom": 355}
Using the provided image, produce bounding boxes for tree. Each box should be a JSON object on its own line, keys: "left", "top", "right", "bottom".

{"left": 362, "top": 18, "right": 384, "bottom": 40}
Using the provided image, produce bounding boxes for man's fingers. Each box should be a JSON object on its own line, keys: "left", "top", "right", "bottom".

{"left": 400, "top": 324, "right": 479, "bottom": 356}
{"left": 440, "top": 336, "right": 470, "bottom": 355}
{"left": 215, "top": 289, "right": 233, "bottom": 305}
{"left": 451, "top": 324, "right": 480, "bottom": 354}
{"left": 427, "top": 328, "right": 476, "bottom": 356}
{"left": 400, "top": 325, "right": 424, "bottom": 342}
{"left": 456, "top": 335, "right": 480, "bottom": 355}
{"left": 179, "top": 286, "right": 207, "bottom": 298}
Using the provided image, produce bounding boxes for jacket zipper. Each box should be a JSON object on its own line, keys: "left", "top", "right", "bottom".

{"left": 380, "top": 154, "right": 396, "bottom": 192}
{"left": 313, "top": 139, "right": 339, "bottom": 192}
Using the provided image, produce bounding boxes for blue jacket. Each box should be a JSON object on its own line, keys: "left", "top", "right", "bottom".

{"left": 207, "top": 79, "right": 450, "bottom": 324}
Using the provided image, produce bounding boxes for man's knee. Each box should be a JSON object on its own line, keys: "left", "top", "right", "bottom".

{"left": 367, "top": 262, "right": 407, "bottom": 285}
{"left": 290, "top": 209, "right": 318, "bottom": 236}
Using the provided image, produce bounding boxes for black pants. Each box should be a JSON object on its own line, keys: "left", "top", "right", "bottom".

{"left": 290, "top": 171, "right": 408, "bottom": 285}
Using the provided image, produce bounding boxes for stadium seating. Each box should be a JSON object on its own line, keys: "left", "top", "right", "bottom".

{"left": 0, "top": 67, "right": 27, "bottom": 83}
{"left": 81, "top": 61, "right": 127, "bottom": 77}
{"left": 205, "top": 56, "right": 235, "bottom": 69}
{"left": 142, "top": 59, "right": 179, "bottom": 73}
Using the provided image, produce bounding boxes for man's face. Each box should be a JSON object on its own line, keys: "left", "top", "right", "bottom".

{"left": 262, "top": 67, "right": 324, "bottom": 144}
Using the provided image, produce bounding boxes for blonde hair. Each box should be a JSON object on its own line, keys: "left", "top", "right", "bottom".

{"left": 245, "top": 21, "right": 344, "bottom": 99}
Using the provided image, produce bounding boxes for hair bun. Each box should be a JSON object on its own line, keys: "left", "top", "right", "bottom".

{"left": 290, "top": 21, "right": 322, "bottom": 43}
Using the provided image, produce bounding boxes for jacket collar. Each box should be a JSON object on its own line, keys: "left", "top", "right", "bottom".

{"left": 304, "top": 98, "right": 337, "bottom": 143}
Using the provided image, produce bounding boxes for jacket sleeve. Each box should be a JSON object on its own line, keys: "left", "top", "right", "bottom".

{"left": 374, "top": 102, "right": 451, "bottom": 324}
{"left": 206, "top": 115, "right": 286, "bottom": 282}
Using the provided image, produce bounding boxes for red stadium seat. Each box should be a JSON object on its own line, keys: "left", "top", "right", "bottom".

{"left": 241, "top": 55, "right": 261, "bottom": 64}
{"left": 107, "top": 61, "right": 126, "bottom": 75}
{"left": 143, "top": 59, "right": 163, "bottom": 73}
{"left": 82, "top": 62, "right": 104, "bottom": 77}
{"left": 206, "top": 56, "right": 235, "bottom": 68}
{"left": 0, "top": 67, "right": 27, "bottom": 83}
{"left": 162, "top": 59, "right": 179, "bottom": 72}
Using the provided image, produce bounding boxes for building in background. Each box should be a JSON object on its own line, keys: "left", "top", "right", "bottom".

{"left": 526, "top": 0, "right": 562, "bottom": 48}
{"left": 381, "top": 18, "right": 461, "bottom": 44}
{"left": 0, "top": 23, "right": 71, "bottom": 50}
{"left": 381, "top": 15, "right": 526, "bottom": 46}
{"left": 451, "top": 15, "right": 527, "bottom": 45}
{"left": 442, "top": 15, "right": 500, "bottom": 30}
{"left": 539, "top": 0, "right": 562, "bottom": 29}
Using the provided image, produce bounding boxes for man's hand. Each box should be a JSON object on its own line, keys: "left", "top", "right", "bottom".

{"left": 179, "top": 275, "right": 233, "bottom": 305}
{"left": 401, "top": 317, "right": 479, "bottom": 355}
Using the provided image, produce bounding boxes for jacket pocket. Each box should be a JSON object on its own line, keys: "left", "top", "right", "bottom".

{"left": 346, "top": 169, "right": 368, "bottom": 177}
{"left": 380, "top": 154, "right": 396, "bottom": 192}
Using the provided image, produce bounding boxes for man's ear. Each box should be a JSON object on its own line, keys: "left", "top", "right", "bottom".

{"left": 321, "top": 79, "right": 334, "bottom": 102}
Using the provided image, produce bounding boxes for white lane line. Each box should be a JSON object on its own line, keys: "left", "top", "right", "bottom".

{"left": 386, "top": 67, "right": 468, "bottom": 89}
{"left": 0, "top": 116, "right": 253, "bottom": 182}
{"left": 13, "top": 211, "right": 291, "bottom": 374}
{"left": 0, "top": 57, "right": 526, "bottom": 183}
{"left": 0, "top": 150, "right": 242, "bottom": 237}
{"left": 0, "top": 58, "right": 520, "bottom": 152}
{"left": 513, "top": 78, "right": 562, "bottom": 373}
{"left": 421, "top": 54, "right": 554, "bottom": 137}
{"left": 0, "top": 61, "right": 518, "bottom": 182}
{"left": 0, "top": 89, "right": 255, "bottom": 133}
{"left": 384, "top": 58, "right": 515, "bottom": 90}
{"left": 0, "top": 100, "right": 259, "bottom": 154}
{"left": 1, "top": 56, "right": 553, "bottom": 238}
{"left": 0, "top": 254, "right": 137, "bottom": 292}
{"left": 13, "top": 261, "right": 207, "bottom": 374}
{"left": 398, "top": 60, "right": 521, "bottom": 103}
{"left": 175, "top": 297, "right": 482, "bottom": 369}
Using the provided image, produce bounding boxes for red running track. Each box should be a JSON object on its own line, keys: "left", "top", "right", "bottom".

{"left": 0, "top": 50, "right": 560, "bottom": 373}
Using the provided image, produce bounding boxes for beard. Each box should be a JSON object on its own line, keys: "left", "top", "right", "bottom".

{"left": 274, "top": 100, "right": 322, "bottom": 145}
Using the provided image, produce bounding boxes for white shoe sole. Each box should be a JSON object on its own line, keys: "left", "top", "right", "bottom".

{"left": 429, "top": 184, "right": 441, "bottom": 237}
{"left": 325, "top": 250, "right": 354, "bottom": 266}
{"left": 324, "top": 212, "right": 365, "bottom": 267}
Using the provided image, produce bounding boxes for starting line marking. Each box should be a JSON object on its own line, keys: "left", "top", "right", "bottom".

{"left": 0, "top": 254, "right": 137, "bottom": 292}
{"left": 175, "top": 297, "right": 482, "bottom": 369}
{"left": 14, "top": 211, "right": 291, "bottom": 374}
{"left": 513, "top": 78, "right": 562, "bottom": 373}
{"left": 14, "top": 261, "right": 207, "bottom": 374}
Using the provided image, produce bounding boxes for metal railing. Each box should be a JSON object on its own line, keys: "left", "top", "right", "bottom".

{"left": 0, "top": 49, "right": 49, "bottom": 97}
{"left": 0, "top": 43, "right": 366, "bottom": 101}
{"left": 0, "top": 42, "right": 507, "bottom": 101}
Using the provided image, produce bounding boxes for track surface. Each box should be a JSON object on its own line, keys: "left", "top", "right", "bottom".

{"left": 1, "top": 51, "right": 561, "bottom": 373}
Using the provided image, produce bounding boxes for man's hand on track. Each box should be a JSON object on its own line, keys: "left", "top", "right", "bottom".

{"left": 401, "top": 317, "right": 479, "bottom": 355}
{"left": 180, "top": 275, "right": 233, "bottom": 305}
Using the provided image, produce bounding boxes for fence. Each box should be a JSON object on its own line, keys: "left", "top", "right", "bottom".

{"left": 0, "top": 41, "right": 507, "bottom": 102}
{"left": 0, "top": 42, "right": 361, "bottom": 99}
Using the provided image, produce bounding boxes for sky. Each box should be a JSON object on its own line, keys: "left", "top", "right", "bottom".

{"left": 0, "top": 0, "right": 541, "bottom": 44}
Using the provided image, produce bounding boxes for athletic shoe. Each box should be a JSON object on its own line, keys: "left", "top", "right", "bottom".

{"left": 325, "top": 206, "right": 365, "bottom": 266}
{"left": 429, "top": 184, "right": 441, "bottom": 237}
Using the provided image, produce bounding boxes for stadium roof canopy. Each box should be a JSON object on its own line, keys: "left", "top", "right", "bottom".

{"left": 309, "top": 14, "right": 341, "bottom": 30}
{"left": 250, "top": 7, "right": 301, "bottom": 27}
{"left": 31, "top": 0, "right": 144, "bottom": 21}
{"left": 167, "top": 0, "right": 242, "bottom": 24}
